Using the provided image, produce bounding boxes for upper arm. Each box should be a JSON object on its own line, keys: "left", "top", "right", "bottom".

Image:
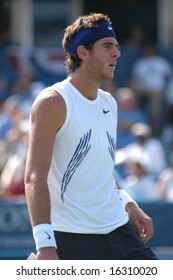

{"left": 25, "top": 89, "right": 66, "bottom": 183}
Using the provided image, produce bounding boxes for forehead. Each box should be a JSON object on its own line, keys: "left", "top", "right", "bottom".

{"left": 94, "top": 36, "right": 118, "bottom": 46}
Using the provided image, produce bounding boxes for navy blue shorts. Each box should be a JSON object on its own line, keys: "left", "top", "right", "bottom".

{"left": 54, "top": 221, "right": 158, "bottom": 260}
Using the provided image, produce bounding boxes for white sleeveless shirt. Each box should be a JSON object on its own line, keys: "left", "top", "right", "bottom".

{"left": 47, "top": 79, "right": 128, "bottom": 233}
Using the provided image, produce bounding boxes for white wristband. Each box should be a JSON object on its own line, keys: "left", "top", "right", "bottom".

{"left": 33, "top": 223, "right": 57, "bottom": 250}
{"left": 119, "top": 189, "right": 138, "bottom": 208}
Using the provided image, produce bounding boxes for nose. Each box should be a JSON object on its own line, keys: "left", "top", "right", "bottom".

{"left": 114, "top": 47, "right": 121, "bottom": 58}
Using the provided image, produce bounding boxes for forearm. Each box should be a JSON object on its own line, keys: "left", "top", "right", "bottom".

{"left": 116, "top": 180, "right": 153, "bottom": 243}
{"left": 25, "top": 180, "right": 51, "bottom": 227}
{"left": 25, "top": 180, "right": 58, "bottom": 257}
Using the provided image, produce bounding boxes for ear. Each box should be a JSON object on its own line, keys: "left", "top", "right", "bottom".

{"left": 77, "top": 45, "right": 89, "bottom": 60}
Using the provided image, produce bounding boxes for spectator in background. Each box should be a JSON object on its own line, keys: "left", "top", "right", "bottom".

{"left": 0, "top": 100, "right": 12, "bottom": 174}
{"left": 160, "top": 76, "right": 173, "bottom": 163}
{"left": 163, "top": 75, "right": 173, "bottom": 131}
{"left": 156, "top": 143, "right": 173, "bottom": 202}
{"left": 0, "top": 100, "right": 13, "bottom": 141}
{"left": 0, "top": 97, "right": 28, "bottom": 196}
{"left": 123, "top": 159, "right": 159, "bottom": 203}
{"left": 115, "top": 122, "right": 167, "bottom": 179}
{"left": 156, "top": 164, "right": 173, "bottom": 202}
{"left": 0, "top": 118, "right": 29, "bottom": 200}
{"left": 2, "top": 97, "right": 25, "bottom": 152}
{"left": 129, "top": 43, "right": 173, "bottom": 136}
{"left": 115, "top": 87, "right": 148, "bottom": 148}
{"left": 0, "top": 140, "right": 8, "bottom": 175}
{"left": 100, "top": 79, "right": 117, "bottom": 97}
{"left": 124, "top": 25, "right": 145, "bottom": 48}
{"left": 0, "top": 27, "right": 15, "bottom": 101}
{"left": 9, "top": 65, "right": 45, "bottom": 118}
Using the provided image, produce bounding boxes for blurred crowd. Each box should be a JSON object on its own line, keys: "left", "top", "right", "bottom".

{"left": 1, "top": 27, "right": 173, "bottom": 204}
{"left": 0, "top": 36, "right": 46, "bottom": 200}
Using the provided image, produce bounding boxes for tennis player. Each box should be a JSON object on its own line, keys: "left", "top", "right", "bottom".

{"left": 25, "top": 12, "right": 158, "bottom": 260}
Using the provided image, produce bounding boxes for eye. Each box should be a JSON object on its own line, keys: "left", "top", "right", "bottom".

{"left": 104, "top": 43, "right": 112, "bottom": 49}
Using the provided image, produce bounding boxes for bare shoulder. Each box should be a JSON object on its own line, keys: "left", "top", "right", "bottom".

{"left": 31, "top": 88, "right": 66, "bottom": 129}
{"left": 32, "top": 88, "right": 66, "bottom": 114}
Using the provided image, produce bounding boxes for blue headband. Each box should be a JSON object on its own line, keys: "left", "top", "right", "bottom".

{"left": 68, "top": 19, "right": 116, "bottom": 55}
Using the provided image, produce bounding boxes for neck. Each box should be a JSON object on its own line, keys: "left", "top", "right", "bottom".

{"left": 69, "top": 71, "right": 100, "bottom": 100}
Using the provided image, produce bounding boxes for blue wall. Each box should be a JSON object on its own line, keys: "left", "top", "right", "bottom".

{"left": 0, "top": 200, "right": 173, "bottom": 259}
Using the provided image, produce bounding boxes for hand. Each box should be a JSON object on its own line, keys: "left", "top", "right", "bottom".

{"left": 36, "top": 247, "right": 59, "bottom": 260}
{"left": 125, "top": 202, "right": 154, "bottom": 243}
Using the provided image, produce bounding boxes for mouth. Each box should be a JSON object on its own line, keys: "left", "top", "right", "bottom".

{"left": 109, "top": 63, "right": 116, "bottom": 70}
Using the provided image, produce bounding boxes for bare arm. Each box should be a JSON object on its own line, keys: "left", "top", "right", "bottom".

{"left": 25, "top": 89, "right": 66, "bottom": 259}
{"left": 116, "top": 181, "right": 154, "bottom": 243}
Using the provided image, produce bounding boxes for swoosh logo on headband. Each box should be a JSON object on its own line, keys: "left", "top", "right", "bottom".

{"left": 108, "top": 26, "right": 113, "bottom": 30}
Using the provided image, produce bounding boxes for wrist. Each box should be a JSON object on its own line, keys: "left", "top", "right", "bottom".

{"left": 33, "top": 223, "right": 57, "bottom": 250}
{"left": 119, "top": 189, "right": 138, "bottom": 211}
{"left": 125, "top": 201, "right": 139, "bottom": 212}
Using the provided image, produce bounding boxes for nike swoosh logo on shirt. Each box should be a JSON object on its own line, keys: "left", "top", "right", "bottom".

{"left": 103, "top": 109, "right": 110, "bottom": 114}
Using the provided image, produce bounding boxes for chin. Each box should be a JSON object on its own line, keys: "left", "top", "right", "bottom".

{"left": 106, "top": 76, "right": 114, "bottom": 81}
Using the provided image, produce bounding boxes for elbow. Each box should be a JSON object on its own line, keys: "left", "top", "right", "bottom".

{"left": 24, "top": 171, "right": 37, "bottom": 194}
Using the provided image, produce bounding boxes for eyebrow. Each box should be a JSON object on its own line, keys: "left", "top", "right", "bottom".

{"left": 102, "top": 41, "right": 119, "bottom": 47}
